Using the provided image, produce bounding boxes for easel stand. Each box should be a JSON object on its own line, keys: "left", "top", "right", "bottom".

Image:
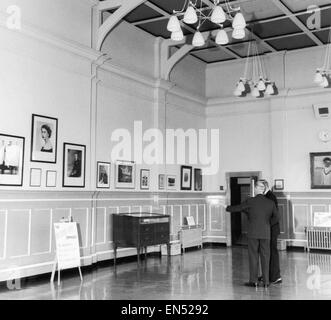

{"left": 50, "top": 260, "right": 83, "bottom": 285}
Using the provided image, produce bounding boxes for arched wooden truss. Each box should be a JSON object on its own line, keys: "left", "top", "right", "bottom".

{"left": 94, "top": 0, "right": 195, "bottom": 80}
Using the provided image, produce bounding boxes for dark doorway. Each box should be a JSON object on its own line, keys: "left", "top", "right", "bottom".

{"left": 230, "top": 176, "right": 257, "bottom": 246}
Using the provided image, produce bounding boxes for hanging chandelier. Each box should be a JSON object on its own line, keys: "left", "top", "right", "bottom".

{"left": 314, "top": 28, "right": 331, "bottom": 88}
{"left": 234, "top": 40, "right": 278, "bottom": 98}
{"left": 167, "top": 0, "right": 247, "bottom": 47}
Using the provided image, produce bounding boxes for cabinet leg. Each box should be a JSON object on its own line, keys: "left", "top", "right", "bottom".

{"left": 137, "top": 247, "right": 140, "bottom": 266}
{"left": 114, "top": 244, "right": 117, "bottom": 267}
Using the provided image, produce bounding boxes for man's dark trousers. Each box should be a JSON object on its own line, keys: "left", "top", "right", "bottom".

{"left": 269, "top": 224, "right": 281, "bottom": 281}
{"left": 248, "top": 237, "right": 270, "bottom": 284}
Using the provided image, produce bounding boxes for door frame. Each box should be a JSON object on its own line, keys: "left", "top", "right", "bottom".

{"left": 225, "top": 171, "right": 262, "bottom": 246}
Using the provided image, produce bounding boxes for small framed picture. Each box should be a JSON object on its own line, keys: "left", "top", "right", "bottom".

{"left": 194, "top": 168, "right": 202, "bottom": 191}
{"left": 31, "top": 114, "right": 58, "bottom": 163}
{"left": 180, "top": 165, "right": 192, "bottom": 190}
{"left": 97, "top": 162, "right": 110, "bottom": 189}
{"left": 0, "top": 133, "right": 25, "bottom": 186}
{"left": 63, "top": 143, "right": 86, "bottom": 188}
{"left": 115, "top": 160, "right": 135, "bottom": 189}
{"left": 140, "top": 169, "right": 150, "bottom": 190}
{"left": 158, "top": 174, "right": 165, "bottom": 190}
{"left": 274, "top": 179, "right": 284, "bottom": 191}
{"left": 310, "top": 152, "right": 331, "bottom": 189}
{"left": 46, "top": 170, "right": 57, "bottom": 187}
{"left": 30, "top": 168, "right": 42, "bottom": 187}
{"left": 166, "top": 175, "right": 176, "bottom": 190}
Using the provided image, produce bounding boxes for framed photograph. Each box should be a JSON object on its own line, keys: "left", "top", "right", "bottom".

{"left": 310, "top": 152, "right": 331, "bottom": 189}
{"left": 63, "top": 143, "right": 86, "bottom": 188}
{"left": 46, "top": 170, "right": 57, "bottom": 187}
{"left": 274, "top": 179, "right": 284, "bottom": 191}
{"left": 166, "top": 175, "right": 176, "bottom": 190}
{"left": 115, "top": 160, "right": 135, "bottom": 189}
{"left": 30, "top": 168, "right": 42, "bottom": 187}
{"left": 180, "top": 165, "right": 192, "bottom": 190}
{"left": 0, "top": 133, "right": 25, "bottom": 186}
{"left": 31, "top": 114, "right": 58, "bottom": 163}
{"left": 97, "top": 162, "right": 110, "bottom": 189}
{"left": 194, "top": 168, "right": 202, "bottom": 191}
{"left": 158, "top": 174, "right": 165, "bottom": 190}
{"left": 140, "top": 169, "right": 150, "bottom": 190}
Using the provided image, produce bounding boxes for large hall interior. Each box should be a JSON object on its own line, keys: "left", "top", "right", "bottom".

{"left": 1, "top": 0, "right": 331, "bottom": 301}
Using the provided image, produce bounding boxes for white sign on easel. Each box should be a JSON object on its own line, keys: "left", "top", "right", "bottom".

{"left": 51, "top": 222, "right": 83, "bottom": 284}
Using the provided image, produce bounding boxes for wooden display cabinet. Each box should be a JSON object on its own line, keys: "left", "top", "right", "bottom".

{"left": 112, "top": 212, "right": 170, "bottom": 266}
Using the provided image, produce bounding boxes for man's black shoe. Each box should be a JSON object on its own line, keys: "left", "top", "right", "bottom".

{"left": 244, "top": 282, "right": 258, "bottom": 287}
{"left": 271, "top": 278, "right": 282, "bottom": 284}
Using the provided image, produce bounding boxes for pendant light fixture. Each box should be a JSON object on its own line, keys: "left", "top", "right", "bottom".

{"left": 314, "top": 28, "right": 331, "bottom": 89}
{"left": 167, "top": 0, "right": 246, "bottom": 47}
{"left": 234, "top": 40, "right": 278, "bottom": 98}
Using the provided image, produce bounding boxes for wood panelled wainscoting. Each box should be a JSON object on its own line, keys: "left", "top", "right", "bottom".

{"left": 276, "top": 192, "right": 331, "bottom": 247}
{"left": 0, "top": 191, "right": 227, "bottom": 282}
{"left": 1, "top": 190, "right": 330, "bottom": 282}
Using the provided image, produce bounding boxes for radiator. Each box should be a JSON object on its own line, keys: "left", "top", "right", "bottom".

{"left": 306, "top": 226, "right": 331, "bottom": 251}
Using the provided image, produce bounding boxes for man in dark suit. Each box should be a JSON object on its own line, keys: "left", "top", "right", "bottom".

{"left": 259, "top": 180, "right": 282, "bottom": 285}
{"left": 226, "top": 180, "right": 279, "bottom": 287}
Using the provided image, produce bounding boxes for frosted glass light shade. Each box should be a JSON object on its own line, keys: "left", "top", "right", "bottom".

{"left": 192, "top": 31, "right": 205, "bottom": 47}
{"left": 211, "top": 5, "right": 226, "bottom": 24}
{"left": 215, "top": 29, "right": 229, "bottom": 45}
{"left": 237, "top": 80, "right": 245, "bottom": 92}
{"left": 171, "top": 29, "right": 184, "bottom": 41}
{"left": 167, "top": 15, "right": 181, "bottom": 32}
{"left": 183, "top": 6, "right": 198, "bottom": 24}
{"left": 320, "top": 75, "right": 329, "bottom": 88}
{"left": 251, "top": 86, "right": 260, "bottom": 97}
{"left": 314, "top": 70, "right": 324, "bottom": 84}
{"left": 265, "top": 83, "right": 274, "bottom": 95}
{"left": 232, "top": 12, "right": 246, "bottom": 29}
{"left": 232, "top": 28, "right": 245, "bottom": 39}
{"left": 234, "top": 87, "right": 243, "bottom": 96}
{"left": 257, "top": 78, "right": 266, "bottom": 91}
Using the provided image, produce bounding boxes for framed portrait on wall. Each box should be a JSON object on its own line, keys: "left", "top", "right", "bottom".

{"left": 31, "top": 114, "right": 58, "bottom": 163}
{"left": 166, "top": 175, "right": 176, "bottom": 190}
{"left": 274, "top": 179, "right": 284, "bottom": 190}
{"left": 63, "top": 143, "right": 86, "bottom": 188}
{"left": 180, "top": 165, "right": 192, "bottom": 190}
{"left": 115, "top": 160, "right": 135, "bottom": 189}
{"left": 310, "top": 152, "right": 331, "bottom": 189}
{"left": 158, "top": 174, "right": 165, "bottom": 190}
{"left": 0, "top": 133, "right": 25, "bottom": 186}
{"left": 140, "top": 169, "right": 150, "bottom": 190}
{"left": 194, "top": 168, "right": 202, "bottom": 191}
{"left": 97, "top": 162, "right": 110, "bottom": 189}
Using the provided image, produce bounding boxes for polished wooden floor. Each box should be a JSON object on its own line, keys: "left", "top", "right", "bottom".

{"left": 1, "top": 246, "right": 331, "bottom": 300}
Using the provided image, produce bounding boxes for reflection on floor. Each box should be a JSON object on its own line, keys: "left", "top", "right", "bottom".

{"left": 1, "top": 246, "right": 331, "bottom": 300}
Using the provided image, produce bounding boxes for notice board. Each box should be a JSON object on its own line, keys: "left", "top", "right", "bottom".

{"left": 54, "top": 222, "right": 81, "bottom": 270}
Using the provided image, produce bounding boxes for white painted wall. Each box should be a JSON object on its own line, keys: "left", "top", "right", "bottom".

{"left": 0, "top": 0, "right": 93, "bottom": 47}
{"left": 205, "top": 46, "right": 331, "bottom": 192}
{"left": 0, "top": 2, "right": 207, "bottom": 192}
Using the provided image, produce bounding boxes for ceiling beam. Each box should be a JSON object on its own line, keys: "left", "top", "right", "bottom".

{"left": 144, "top": 0, "right": 241, "bottom": 59}
{"left": 271, "top": 0, "right": 323, "bottom": 46}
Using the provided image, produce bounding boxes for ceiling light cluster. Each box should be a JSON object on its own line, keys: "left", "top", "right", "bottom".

{"left": 314, "top": 29, "right": 331, "bottom": 88}
{"left": 167, "top": 0, "right": 246, "bottom": 47}
{"left": 234, "top": 40, "right": 278, "bottom": 98}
